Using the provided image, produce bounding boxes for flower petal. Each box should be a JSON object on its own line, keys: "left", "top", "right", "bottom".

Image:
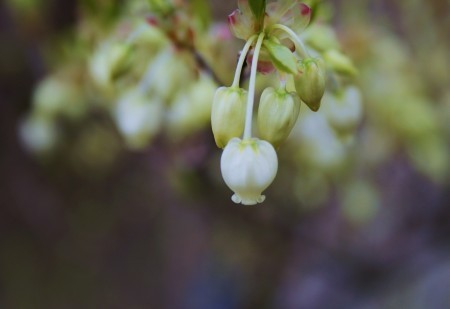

{"left": 221, "top": 138, "right": 278, "bottom": 205}
{"left": 228, "top": 9, "right": 256, "bottom": 40}
{"left": 281, "top": 2, "right": 311, "bottom": 35}
{"left": 266, "top": 0, "right": 297, "bottom": 24}
{"left": 237, "top": 0, "right": 253, "bottom": 18}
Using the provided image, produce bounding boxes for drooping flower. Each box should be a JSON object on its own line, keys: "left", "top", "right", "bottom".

{"left": 114, "top": 87, "right": 163, "bottom": 149}
{"left": 322, "top": 86, "right": 363, "bottom": 133}
{"left": 221, "top": 138, "right": 278, "bottom": 205}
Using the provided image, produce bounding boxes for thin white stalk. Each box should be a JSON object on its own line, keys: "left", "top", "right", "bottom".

{"left": 243, "top": 32, "right": 265, "bottom": 140}
{"left": 231, "top": 35, "right": 258, "bottom": 88}
{"left": 272, "top": 24, "right": 310, "bottom": 58}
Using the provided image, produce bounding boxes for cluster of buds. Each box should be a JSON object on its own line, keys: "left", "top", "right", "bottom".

{"left": 212, "top": 0, "right": 327, "bottom": 205}
{"left": 87, "top": 1, "right": 220, "bottom": 149}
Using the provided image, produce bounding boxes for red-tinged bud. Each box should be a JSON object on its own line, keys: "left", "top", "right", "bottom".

{"left": 294, "top": 57, "right": 326, "bottom": 111}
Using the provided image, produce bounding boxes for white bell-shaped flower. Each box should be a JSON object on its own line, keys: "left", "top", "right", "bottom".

{"left": 114, "top": 87, "right": 163, "bottom": 149}
{"left": 221, "top": 138, "right": 278, "bottom": 205}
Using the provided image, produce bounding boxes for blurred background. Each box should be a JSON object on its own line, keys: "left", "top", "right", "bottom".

{"left": 1, "top": 0, "right": 450, "bottom": 308}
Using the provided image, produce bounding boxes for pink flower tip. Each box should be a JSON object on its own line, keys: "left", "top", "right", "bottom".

{"left": 300, "top": 3, "right": 311, "bottom": 16}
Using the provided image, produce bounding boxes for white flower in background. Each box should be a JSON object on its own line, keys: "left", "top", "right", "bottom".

{"left": 166, "top": 73, "right": 217, "bottom": 138}
{"left": 294, "top": 110, "right": 345, "bottom": 169}
{"left": 33, "top": 77, "right": 83, "bottom": 119}
{"left": 19, "top": 115, "right": 58, "bottom": 153}
{"left": 323, "top": 86, "right": 363, "bottom": 134}
{"left": 114, "top": 87, "right": 163, "bottom": 149}
{"left": 221, "top": 138, "right": 278, "bottom": 205}
{"left": 141, "top": 47, "right": 195, "bottom": 101}
{"left": 89, "top": 40, "right": 131, "bottom": 89}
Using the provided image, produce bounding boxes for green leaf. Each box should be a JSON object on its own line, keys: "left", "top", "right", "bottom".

{"left": 249, "top": 0, "right": 266, "bottom": 29}
{"left": 263, "top": 38, "right": 298, "bottom": 74}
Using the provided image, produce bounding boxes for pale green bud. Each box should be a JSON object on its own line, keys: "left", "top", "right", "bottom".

{"left": 323, "top": 49, "right": 357, "bottom": 76}
{"left": 166, "top": 73, "right": 217, "bottom": 138}
{"left": 294, "top": 58, "right": 326, "bottom": 112}
{"left": 211, "top": 87, "right": 247, "bottom": 148}
{"left": 221, "top": 138, "right": 278, "bottom": 205}
{"left": 302, "top": 24, "right": 340, "bottom": 52}
{"left": 257, "top": 87, "right": 301, "bottom": 148}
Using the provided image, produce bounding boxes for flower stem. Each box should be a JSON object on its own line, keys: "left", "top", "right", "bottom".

{"left": 272, "top": 24, "right": 310, "bottom": 58}
{"left": 231, "top": 35, "right": 257, "bottom": 88}
{"left": 243, "top": 32, "right": 265, "bottom": 140}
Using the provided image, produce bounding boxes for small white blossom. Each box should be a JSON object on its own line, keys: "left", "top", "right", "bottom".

{"left": 221, "top": 138, "right": 278, "bottom": 205}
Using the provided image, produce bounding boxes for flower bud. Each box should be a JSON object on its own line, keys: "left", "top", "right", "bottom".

{"left": 323, "top": 49, "right": 357, "bottom": 76}
{"left": 302, "top": 24, "right": 340, "bottom": 52}
{"left": 211, "top": 87, "right": 247, "bottom": 148}
{"left": 294, "top": 58, "right": 326, "bottom": 112}
{"left": 257, "top": 87, "right": 301, "bottom": 148}
{"left": 221, "top": 138, "right": 278, "bottom": 205}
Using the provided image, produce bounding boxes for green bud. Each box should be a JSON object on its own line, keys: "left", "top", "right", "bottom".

{"left": 302, "top": 24, "right": 340, "bottom": 52}
{"left": 211, "top": 87, "right": 247, "bottom": 148}
{"left": 294, "top": 58, "right": 326, "bottom": 112}
{"left": 323, "top": 49, "right": 357, "bottom": 76}
{"left": 257, "top": 87, "right": 301, "bottom": 148}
